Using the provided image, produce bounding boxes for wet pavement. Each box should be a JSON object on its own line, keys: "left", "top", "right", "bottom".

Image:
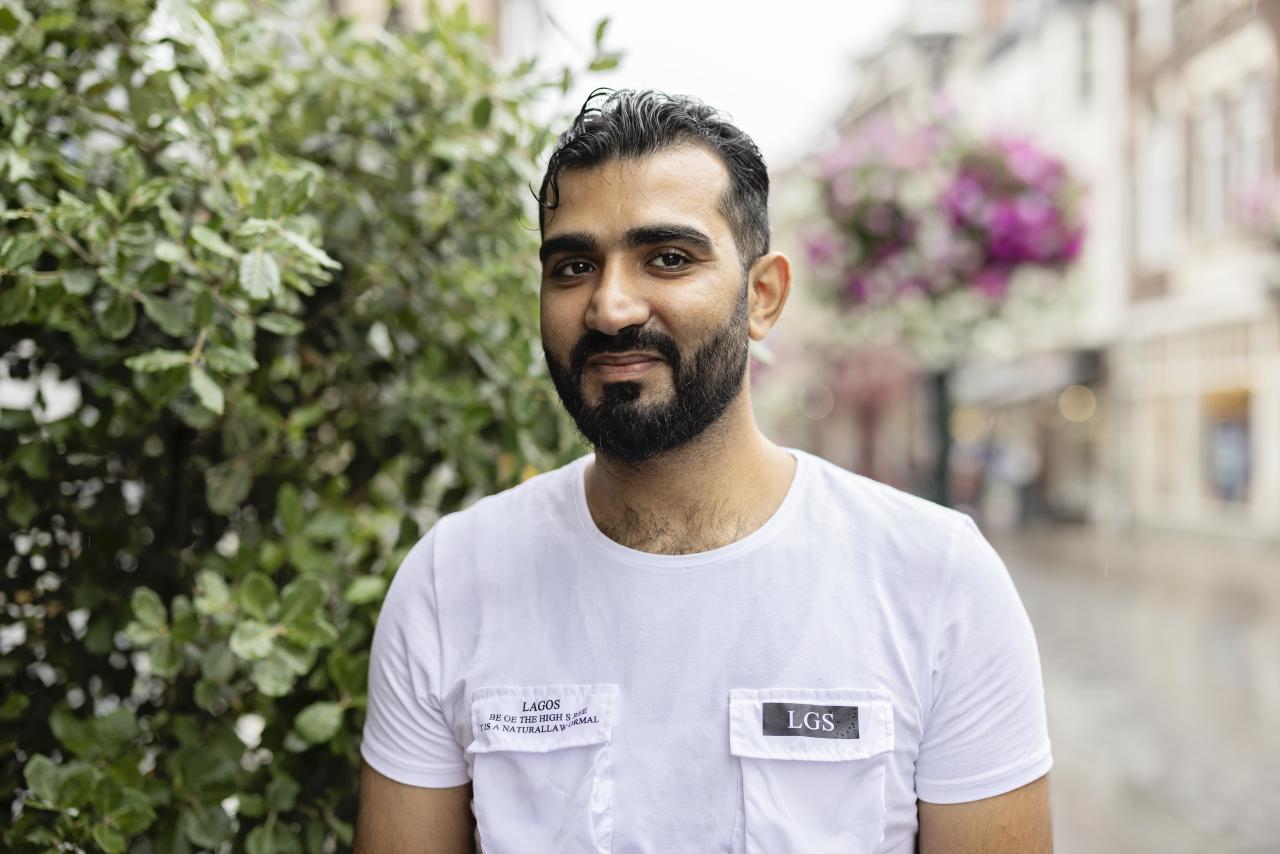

{"left": 989, "top": 525, "right": 1280, "bottom": 854}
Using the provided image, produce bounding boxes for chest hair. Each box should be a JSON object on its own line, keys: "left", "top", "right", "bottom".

{"left": 593, "top": 497, "right": 761, "bottom": 556}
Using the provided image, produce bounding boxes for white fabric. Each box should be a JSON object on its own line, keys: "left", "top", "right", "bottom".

{"left": 362, "top": 449, "right": 1052, "bottom": 853}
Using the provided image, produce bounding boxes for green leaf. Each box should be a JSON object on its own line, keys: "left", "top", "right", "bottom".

{"left": 97, "top": 290, "right": 137, "bottom": 339}
{"left": 205, "top": 346, "right": 257, "bottom": 374}
{"left": 191, "top": 224, "right": 239, "bottom": 259}
{"left": 150, "top": 635, "right": 183, "bottom": 677}
{"left": 193, "top": 569, "right": 231, "bottom": 616}
{"left": 283, "top": 613, "right": 338, "bottom": 647}
{"left": 110, "top": 797, "right": 157, "bottom": 834}
{"left": 61, "top": 269, "right": 96, "bottom": 295}
{"left": 275, "top": 228, "right": 340, "bottom": 270}
{"left": 471, "top": 96, "right": 492, "bottom": 129}
{"left": 125, "top": 349, "right": 189, "bottom": 372}
{"left": 229, "top": 620, "right": 274, "bottom": 660}
{"left": 58, "top": 764, "right": 97, "bottom": 807}
{"left": 327, "top": 650, "right": 368, "bottom": 698}
{"left": 265, "top": 773, "right": 301, "bottom": 811}
{"left": 238, "top": 571, "right": 276, "bottom": 621}
{"left": 205, "top": 459, "right": 252, "bottom": 515}
{"left": 0, "top": 692, "right": 30, "bottom": 719}
{"left": 194, "top": 287, "right": 215, "bottom": 327}
{"left": 200, "top": 642, "right": 236, "bottom": 682}
{"left": 249, "top": 650, "right": 295, "bottom": 696}
{"left": 294, "top": 701, "right": 344, "bottom": 744}
{"left": 92, "top": 822, "right": 127, "bottom": 854}
{"left": 50, "top": 706, "right": 98, "bottom": 758}
{"left": 247, "top": 824, "right": 302, "bottom": 854}
{"left": 141, "top": 294, "right": 191, "bottom": 336}
{"left": 91, "top": 775, "right": 124, "bottom": 814}
{"left": 0, "top": 4, "right": 28, "bottom": 34}
{"left": 278, "top": 483, "right": 304, "bottom": 534}
{"left": 23, "top": 755, "right": 59, "bottom": 803}
{"left": 239, "top": 247, "right": 281, "bottom": 300}
{"left": 131, "top": 587, "right": 167, "bottom": 630}
{"left": 343, "top": 575, "right": 387, "bottom": 606}
{"left": 95, "top": 707, "right": 140, "bottom": 750}
{"left": 258, "top": 312, "right": 303, "bottom": 335}
{"left": 13, "top": 442, "right": 48, "bottom": 478}
{"left": 280, "top": 577, "right": 325, "bottom": 624}
{"left": 589, "top": 54, "right": 620, "bottom": 72}
{"left": 96, "top": 187, "right": 121, "bottom": 220}
{"left": 593, "top": 16, "right": 609, "bottom": 47}
{"left": 189, "top": 365, "right": 224, "bottom": 414}
{"left": 0, "top": 279, "right": 36, "bottom": 325}
{"left": 181, "top": 803, "right": 233, "bottom": 848}
{"left": 153, "top": 240, "right": 186, "bottom": 264}
{"left": 6, "top": 488, "right": 38, "bottom": 527}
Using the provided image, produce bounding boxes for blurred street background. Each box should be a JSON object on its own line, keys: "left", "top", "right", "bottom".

{"left": 3, "top": 0, "right": 1277, "bottom": 850}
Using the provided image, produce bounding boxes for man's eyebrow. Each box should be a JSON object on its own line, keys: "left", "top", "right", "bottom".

{"left": 539, "top": 233, "right": 598, "bottom": 264}
{"left": 625, "top": 224, "right": 714, "bottom": 254}
{"left": 539, "top": 224, "right": 715, "bottom": 264}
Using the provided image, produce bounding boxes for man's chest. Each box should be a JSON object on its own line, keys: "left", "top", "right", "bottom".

{"left": 443, "top": 604, "right": 929, "bottom": 854}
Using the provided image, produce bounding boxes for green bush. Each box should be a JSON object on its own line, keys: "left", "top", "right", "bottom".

{"left": 0, "top": 0, "right": 589, "bottom": 849}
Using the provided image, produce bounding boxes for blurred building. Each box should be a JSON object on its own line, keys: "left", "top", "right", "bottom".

{"left": 772, "top": 0, "right": 1280, "bottom": 539}
{"left": 772, "top": 0, "right": 1129, "bottom": 528}
{"left": 1117, "top": 0, "right": 1280, "bottom": 538}
{"left": 944, "top": 0, "right": 1129, "bottom": 529}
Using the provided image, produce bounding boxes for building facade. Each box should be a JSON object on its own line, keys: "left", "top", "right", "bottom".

{"left": 1118, "top": 0, "right": 1280, "bottom": 537}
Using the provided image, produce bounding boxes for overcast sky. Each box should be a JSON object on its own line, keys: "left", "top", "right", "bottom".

{"left": 533, "top": 1, "right": 909, "bottom": 171}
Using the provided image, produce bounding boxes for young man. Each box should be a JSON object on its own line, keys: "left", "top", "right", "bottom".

{"left": 356, "top": 89, "right": 1053, "bottom": 853}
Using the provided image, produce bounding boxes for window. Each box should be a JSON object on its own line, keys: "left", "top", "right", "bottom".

{"left": 1137, "top": 0, "right": 1174, "bottom": 55}
{"left": 1137, "top": 118, "right": 1185, "bottom": 269}
{"left": 1233, "top": 76, "right": 1274, "bottom": 213}
{"left": 1203, "top": 389, "right": 1250, "bottom": 503}
{"left": 1195, "top": 101, "right": 1229, "bottom": 237}
{"left": 1078, "top": 14, "right": 1093, "bottom": 101}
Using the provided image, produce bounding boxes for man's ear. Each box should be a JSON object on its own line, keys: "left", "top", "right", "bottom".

{"left": 746, "top": 251, "right": 792, "bottom": 341}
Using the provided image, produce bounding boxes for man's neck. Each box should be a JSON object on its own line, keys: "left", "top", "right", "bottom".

{"left": 582, "top": 396, "right": 797, "bottom": 555}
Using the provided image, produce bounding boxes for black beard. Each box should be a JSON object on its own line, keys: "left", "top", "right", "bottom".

{"left": 544, "top": 284, "right": 750, "bottom": 465}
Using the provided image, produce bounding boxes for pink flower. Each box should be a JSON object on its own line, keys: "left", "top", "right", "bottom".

{"left": 973, "top": 266, "right": 1011, "bottom": 300}
{"left": 846, "top": 273, "right": 871, "bottom": 305}
{"left": 804, "top": 231, "right": 841, "bottom": 267}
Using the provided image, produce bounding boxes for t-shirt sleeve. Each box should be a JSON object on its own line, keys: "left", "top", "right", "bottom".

{"left": 913, "top": 515, "right": 1052, "bottom": 804}
{"left": 360, "top": 524, "right": 471, "bottom": 788}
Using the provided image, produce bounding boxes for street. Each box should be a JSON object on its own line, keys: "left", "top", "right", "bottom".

{"left": 990, "top": 525, "right": 1280, "bottom": 854}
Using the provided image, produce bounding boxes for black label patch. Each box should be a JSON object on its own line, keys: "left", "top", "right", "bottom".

{"left": 762, "top": 702, "right": 860, "bottom": 739}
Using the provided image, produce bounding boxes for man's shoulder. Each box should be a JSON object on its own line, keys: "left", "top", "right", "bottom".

{"left": 433, "top": 453, "right": 585, "bottom": 540}
{"left": 797, "top": 449, "right": 966, "bottom": 533}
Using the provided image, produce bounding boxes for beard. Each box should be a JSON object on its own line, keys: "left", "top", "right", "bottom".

{"left": 544, "top": 283, "right": 750, "bottom": 466}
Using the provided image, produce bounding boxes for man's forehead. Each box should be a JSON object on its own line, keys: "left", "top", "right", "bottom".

{"left": 542, "top": 144, "right": 732, "bottom": 243}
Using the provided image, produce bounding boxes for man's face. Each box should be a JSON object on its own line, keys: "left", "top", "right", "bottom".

{"left": 539, "top": 144, "right": 752, "bottom": 465}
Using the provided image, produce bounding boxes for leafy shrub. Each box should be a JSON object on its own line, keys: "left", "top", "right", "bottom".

{"left": 0, "top": 0, "right": 586, "bottom": 849}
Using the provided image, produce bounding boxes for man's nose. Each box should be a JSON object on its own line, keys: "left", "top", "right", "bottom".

{"left": 585, "top": 259, "right": 650, "bottom": 336}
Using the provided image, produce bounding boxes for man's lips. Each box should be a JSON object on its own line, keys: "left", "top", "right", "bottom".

{"left": 585, "top": 352, "right": 665, "bottom": 378}
{"left": 586, "top": 352, "right": 664, "bottom": 367}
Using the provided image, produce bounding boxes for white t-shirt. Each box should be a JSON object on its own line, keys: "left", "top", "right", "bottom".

{"left": 362, "top": 449, "right": 1052, "bottom": 853}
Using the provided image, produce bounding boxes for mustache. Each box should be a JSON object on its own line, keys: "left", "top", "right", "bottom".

{"left": 569, "top": 327, "right": 682, "bottom": 374}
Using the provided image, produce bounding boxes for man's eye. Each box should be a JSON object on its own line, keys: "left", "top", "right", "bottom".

{"left": 651, "top": 251, "right": 691, "bottom": 269}
{"left": 553, "top": 260, "right": 593, "bottom": 277}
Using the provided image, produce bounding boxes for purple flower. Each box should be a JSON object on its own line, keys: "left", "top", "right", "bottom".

{"left": 804, "top": 231, "right": 841, "bottom": 267}
{"left": 973, "top": 266, "right": 1011, "bottom": 300}
{"left": 943, "top": 170, "right": 997, "bottom": 226}
{"left": 846, "top": 273, "right": 871, "bottom": 305}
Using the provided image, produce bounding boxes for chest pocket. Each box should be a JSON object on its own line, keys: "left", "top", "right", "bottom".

{"left": 467, "top": 683, "right": 618, "bottom": 854}
{"left": 729, "top": 687, "right": 894, "bottom": 854}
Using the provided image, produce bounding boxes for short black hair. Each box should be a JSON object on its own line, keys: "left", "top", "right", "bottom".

{"left": 537, "top": 88, "right": 770, "bottom": 272}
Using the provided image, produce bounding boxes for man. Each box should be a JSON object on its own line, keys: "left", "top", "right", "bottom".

{"left": 356, "top": 89, "right": 1052, "bottom": 853}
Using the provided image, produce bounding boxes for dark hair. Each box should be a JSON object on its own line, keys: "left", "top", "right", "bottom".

{"left": 537, "top": 88, "right": 770, "bottom": 272}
